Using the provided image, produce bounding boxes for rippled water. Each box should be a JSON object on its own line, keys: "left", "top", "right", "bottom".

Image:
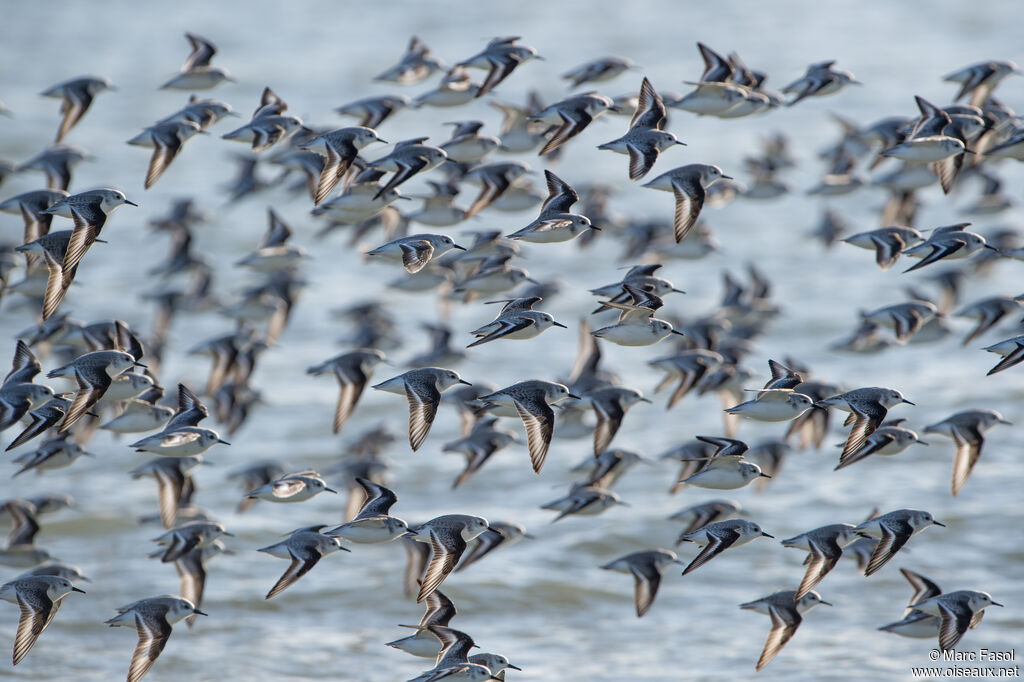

{"left": 1, "top": 1, "right": 1023, "bottom": 680}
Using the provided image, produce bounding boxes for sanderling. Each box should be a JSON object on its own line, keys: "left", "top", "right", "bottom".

{"left": 563, "top": 56, "right": 636, "bottom": 88}
{"left": 11, "top": 434, "right": 92, "bottom": 477}
{"left": 506, "top": 171, "right": 597, "bottom": 243}
{"left": 649, "top": 349, "right": 723, "bottom": 409}
{"left": 740, "top": 590, "right": 831, "bottom": 671}
{"left": 475, "top": 379, "right": 578, "bottom": 472}
{"left": 408, "top": 626, "right": 497, "bottom": 682}
{"left": 861, "top": 300, "right": 938, "bottom": 344}
{"left": 442, "top": 417, "right": 519, "bottom": 488}
{"left": 326, "top": 478, "right": 411, "bottom": 543}
{"left": 130, "top": 384, "right": 229, "bottom": 457}
{"left": 299, "top": 127, "right": 387, "bottom": 205}
{"left": 365, "top": 138, "right": 447, "bottom": 199}
{"left": 0, "top": 575, "right": 84, "bottom": 664}
{"left": 782, "top": 60, "right": 859, "bottom": 106}
{"left": 455, "top": 36, "right": 542, "bottom": 98}
{"left": 572, "top": 448, "right": 649, "bottom": 489}
{"left": 17, "top": 144, "right": 89, "bottom": 191}
{"left": 307, "top": 348, "right": 386, "bottom": 434}
{"left": 643, "top": 163, "right": 731, "bottom": 242}
{"left": 150, "top": 521, "right": 232, "bottom": 563}
{"left": 161, "top": 33, "right": 233, "bottom": 90}
{"left": 817, "top": 387, "right": 913, "bottom": 461}
{"left": 853, "top": 508, "right": 943, "bottom": 576}
{"left": 878, "top": 568, "right": 943, "bottom": 639}
{"left": 15, "top": 561, "right": 88, "bottom": 584}
{"left": 725, "top": 387, "right": 814, "bottom": 423}
{"left": 923, "top": 408, "right": 1010, "bottom": 495}
{"left": 245, "top": 470, "right": 337, "bottom": 503}
{"left": 46, "top": 348, "right": 141, "bottom": 430}
{"left": 258, "top": 525, "right": 348, "bottom": 599}
{"left": 467, "top": 296, "right": 566, "bottom": 348}
{"left": 0, "top": 189, "right": 67, "bottom": 246}
{"left": 841, "top": 226, "right": 923, "bottom": 270}
{"left": 6, "top": 395, "right": 74, "bottom": 451}
{"left": 375, "top": 36, "right": 445, "bottom": 84}
{"left": 782, "top": 523, "right": 862, "bottom": 599}
{"left": 175, "top": 540, "right": 230, "bottom": 627}
{"left": 366, "top": 233, "right": 465, "bottom": 274}
{"left": 913, "top": 590, "right": 1003, "bottom": 651}
{"left": 439, "top": 121, "right": 500, "bottom": 164}
{"left": 335, "top": 93, "right": 411, "bottom": 129}
{"left": 455, "top": 521, "right": 530, "bottom": 572}
{"left": 902, "top": 224, "right": 994, "bottom": 273}
{"left": 222, "top": 108, "right": 304, "bottom": 153}
{"left": 461, "top": 160, "right": 532, "bottom": 219}
{"left": 414, "top": 66, "right": 481, "bottom": 107}
{"left": 159, "top": 95, "right": 236, "bottom": 131}
{"left": 542, "top": 484, "right": 627, "bottom": 523}
{"left": 0, "top": 500, "right": 54, "bottom": 568}
{"left": 834, "top": 420, "right": 926, "bottom": 470}
{"left": 581, "top": 386, "right": 650, "bottom": 455}
{"left": 129, "top": 456, "right": 203, "bottom": 529}
{"left": 106, "top": 595, "right": 205, "bottom": 682}
{"left": 601, "top": 549, "right": 683, "bottom": 617}
{"left": 40, "top": 76, "right": 112, "bottom": 142}
{"left": 236, "top": 208, "right": 307, "bottom": 271}
{"left": 530, "top": 92, "right": 613, "bottom": 156}
{"left": 954, "top": 294, "right": 1024, "bottom": 346}
{"left": 598, "top": 77, "right": 685, "bottom": 180}
{"left": 983, "top": 334, "right": 1024, "bottom": 375}
{"left": 127, "top": 120, "right": 204, "bottom": 189}
{"left": 409, "top": 514, "right": 489, "bottom": 603}
{"left": 592, "top": 284, "right": 683, "bottom": 347}
{"left": 373, "top": 367, "right": 470, "bottom": 450}
{"left": 677, "top": 519, "right": 772, "bottom": 575}
{"left": 669, "top": 499, "right": 742, "bottom": 539}
{"left": 679, "top": 437, "right": 768, "bottom": 490}
{"left": 945, "top": 59, "right": 1020, "bottom": 106}
{"left": 387, "top": 587, "right": 458, "bottom": 658}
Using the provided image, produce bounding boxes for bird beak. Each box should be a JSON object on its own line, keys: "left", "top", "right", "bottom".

{"left": 403, "top": 528, "right": 418, "bottom": 536}
{"left": 992, "top": 601, "right": 1004, "bottom": 607}
{"left": 568, "top": 393, "right": 582, "bottom": 400}
{"left": 325, "top": 487, "right": 338, "bottom": 494}
{"left": 672, "top": 288, "right": 686, "bottom": 294}
{"left": 458, "top": 379, "right": 473, "bottom": 386}
{"left": 720, "top": 174, "right": 734, "bottom": 180}
{"left": 452, "top": 244, "right": 468, "bottom": 251}
{"left": 819, "top": 600, "right": 834, "bottom": 607}
{"left": 931, "top": 520, "right": 946, "bottom": 527}
{"left": 758, "top": 472, "right": 772, "bottom": 478}
{"left": 901, "top": 399, "right": 915, "bottom": 405}
{"left": 133, "top": 361, "right": 147, "bottom": 368}
{"left": 507, "top": 664, "right": 523, "bottom": 671}
{"left": 125, "top": 200, "right": 139, "bottom": 207}
{"left": 71, "top": 586, "right": 87, "bottom": 594}
{"left": 193, "top": 609, "right": 208, "bottom": 616}
{"left": 761, "top": 532, "right": 774, "bottom": 538}
{"left": 670, "top": 330, "right": 685, "bottom": 336}
{"left": 675, "top": 140, "right": 687, "bottom": 146}
{"left": 589, "top": 224, "right": 602, "bottom": 231}
{"left": 553, "top": 321, "right": 568, "bottom": 328}
{"left": 639, "top": 397, "right": 652, "bottom": 403}
{"left": 221, "top": 531, "right": 235, "bottom": 537}
{"left": 218, "top": 439, "right": 231, "bottom": 445}
{"left": 999, "top": 419, "right": 1013, "bottom": 425}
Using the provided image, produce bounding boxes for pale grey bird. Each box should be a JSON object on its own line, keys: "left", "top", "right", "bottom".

{"left": 372, "top": 367, "right": 471, "bottom": 450}
{"left": 781, "top": 523, "right": 862, "bottom": 599}
{"left": 643, "top": 163, "right": 732, "bottom": 242}
{"left": 442, "top": 417, "right": 519, "bottom": 489}
{"left": 581, "top": 386, "right": 650, "bottom": 455}
{"left": 105, "top": 595, "right": 206, "bottom": 682}
{"left": 475, "top": 379, "right": 579, "bottom": 472}
{"left": 841, "top": 226, "right": 924, "bottom": 270}
{"left": 913, "top": 590, "right": 1003, "bottom": 651}
{"left": 740, "top": 590, "right": 831, "bottom": 671}
{"left": 530, "top": 92, "right": 614, "bottom": 156}
{"left": 386, "top": 587, "right": 457, "bottom": 658}
{"left": 945, "top": 59, "right": 1020, "bottom": 106}
{"left": 16, "top": 144, "right": 88, "bottom": 191}
{"left": 40, "top": 75, "right": 113, "bottom": 142}
{"left": 902, "top": 224, "right": 995, "bottom": 273}
{"left": 782, "top": 60, "right": 859, "bottom": 105}
{"left": 923, "top": 409, "right": 1010, "bottom": 495}
{"left": 375, "top": 36, "right": 446, "bottom": 84}
{"left": 598, "top": 77, "right": 685, "bottom": 180}
{"left": 127, "top": 120, "right": 205, "bottom": 189}
{"left": 46, "top": 348, "right": 141, "bottom": 431}
{"left": 563, "top": 56, "right": 636, "bottom": 88}
{"left": 677, "top": 519, "right": 773, "bottom": 575}
{"left": 878, "top": 568, "right": 943, "bottom": 639}
{"left": 366, "top": 233, "right": 465, "bottom": 274}
{"left": 835, "top": 422, "right": 926, "bottom": 470}
{"left": 245, "top": 470, "right": 337, "bottom": 503}
{"left": 455, "top": 36, "right": 542, "bottom": 98}
{"left": 366, "top": 137, "right": 447, "bottom": 199}
{"left": 258, "top": 525, "right": 348, "bottom": 599}
{"left": 129, "top": 456, "right": 203, "bottom": 529}
{"left": 541, "top": 484, "right": 626, "bottom": 523}
{"left": 461, "top": 160, "right": 532, "bottom": 219}
{"left": 817, "top": 387, "right": 913, "bottom": 462}
{"left": 601, "top": 549, "right": 683, "bottom": 617}
{"left": 409, "top": 514, "right": 489, "bottom": 602}
{"left": 669, "top": 499, "right": 742, "bottom": 539}
{"left": 455, "top": 521, "right": 530, "bottom": 572}
{"left": 853, "top": 508, "right": 944, "bottom": 576}
{"left": 150, "top": 521, "right": 232, "bottom": 563}
{"left": 298, "top": 126, "right": 387, "bottom": 205}
{"left": 160, "top": 33, "right": 233, "bottom": 90}
{"left": 307, "top": 349, "right": 387, "bottom": 434}
{"left": 0, "top": 575, "right": 84, "bottom": 664}
{"left": 983, "top": 334, "right": 1024, "bottom": 375}
{"left": 335, "top": 93, "right": 411, "bottom": 129}
{"left": 326, "top": 478, "right": 411, "bottom": 543}
{"left": 954, "top": 295, "right": 1024, "bottom": 346}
